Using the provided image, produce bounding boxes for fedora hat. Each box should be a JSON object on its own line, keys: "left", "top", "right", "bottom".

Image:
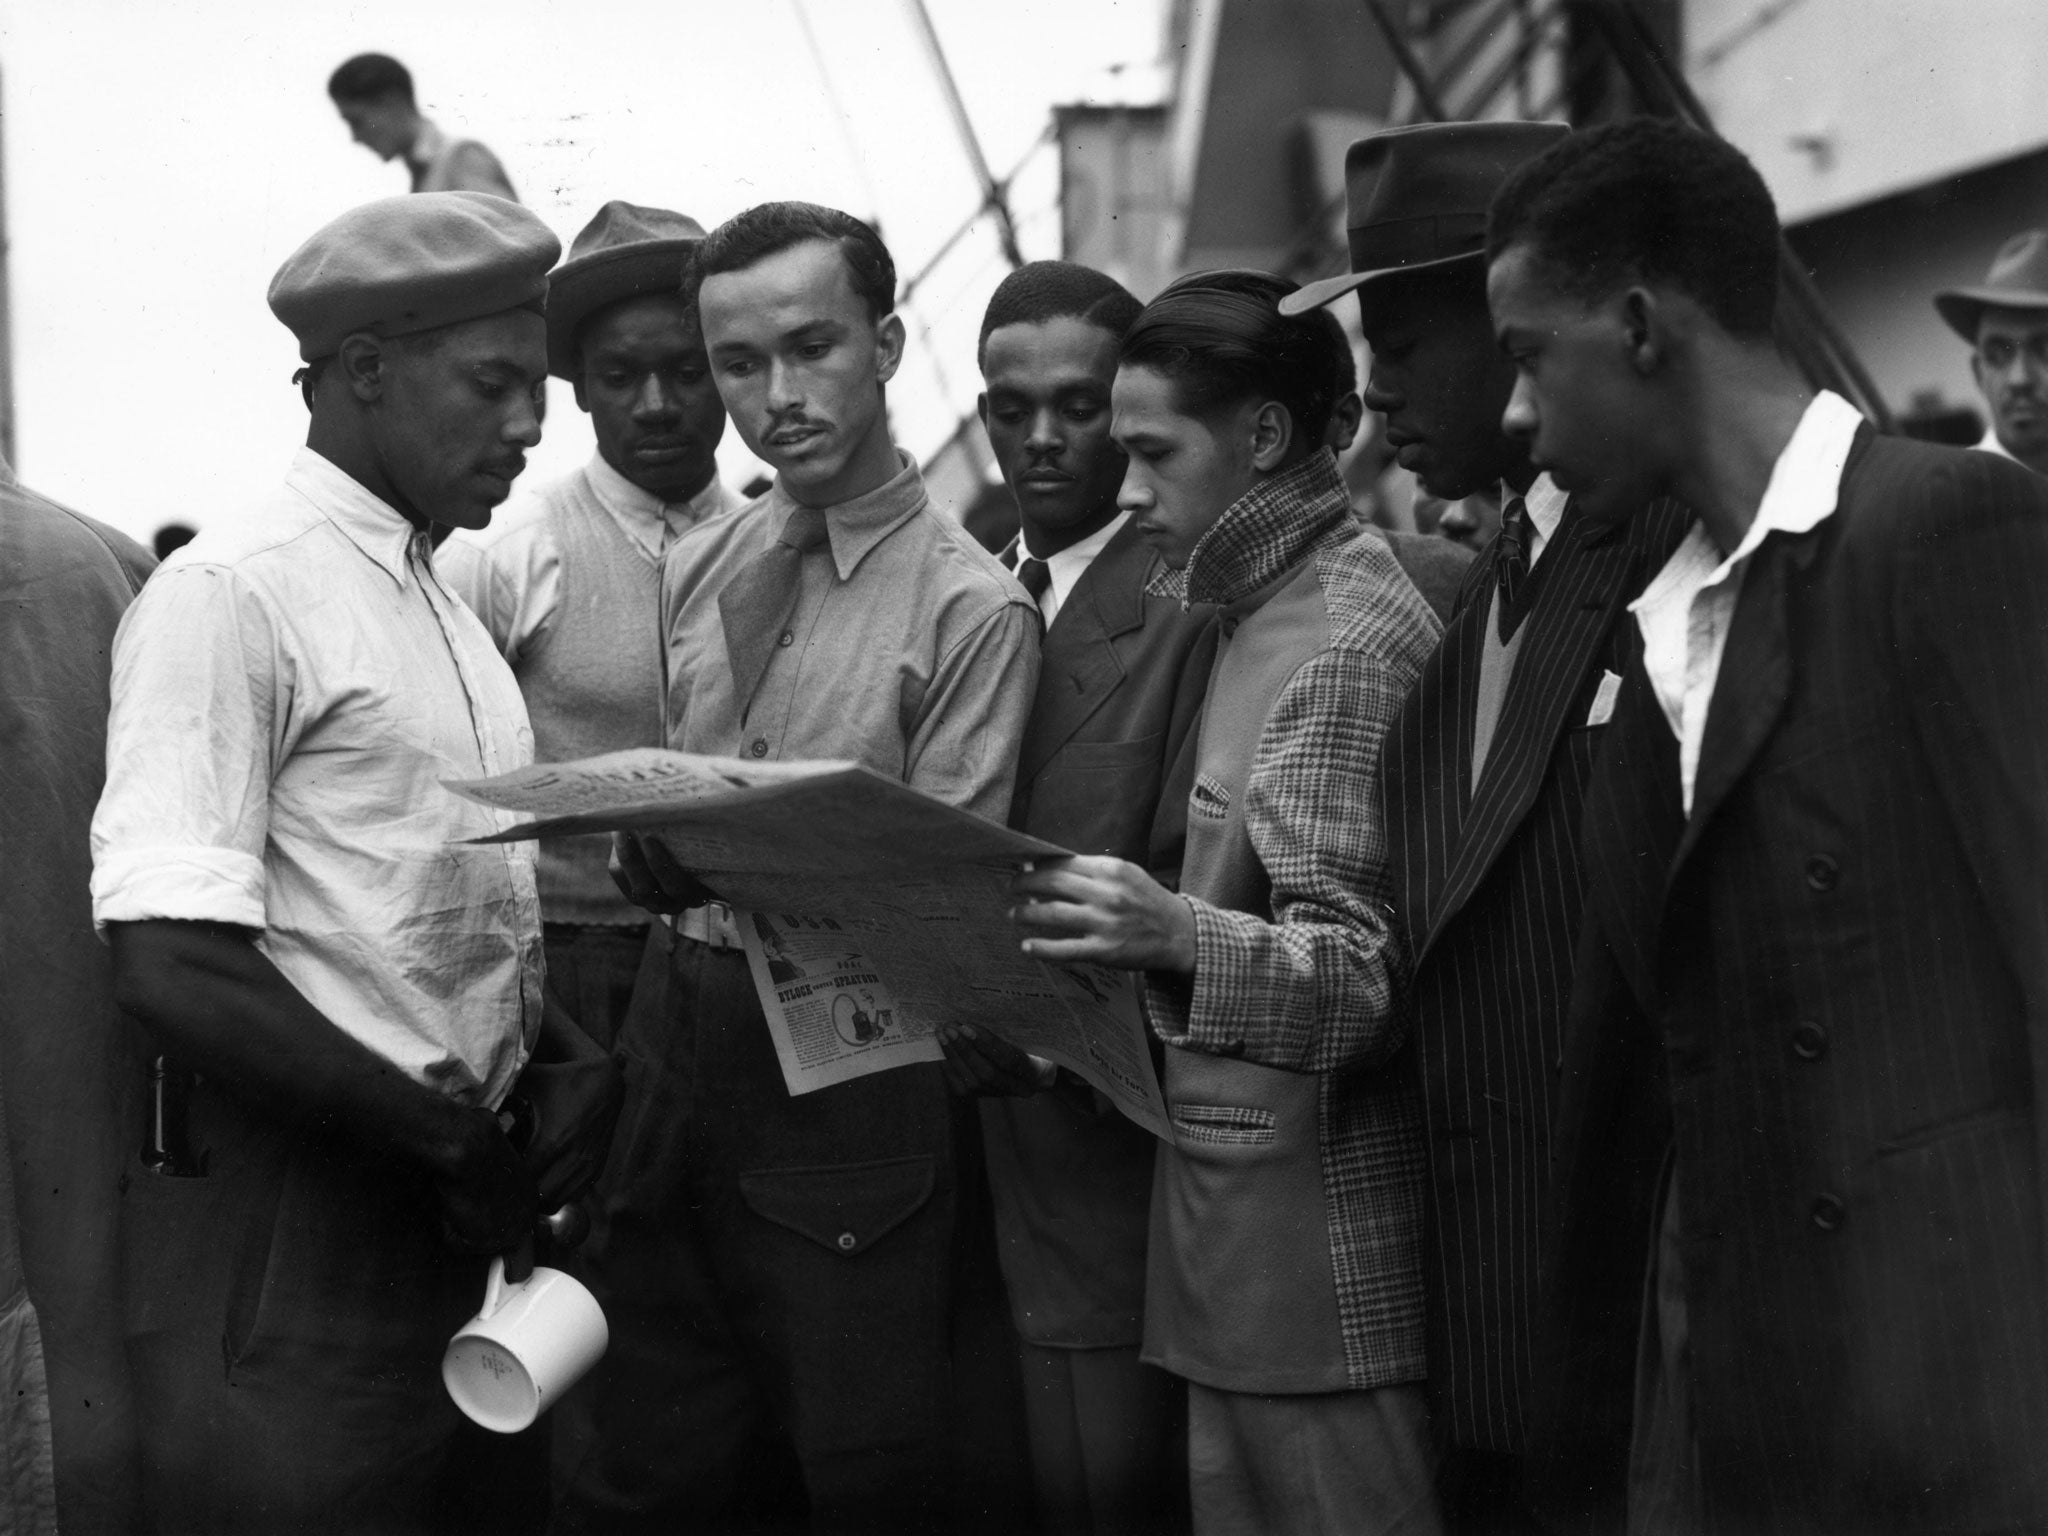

{"left": 1279, "top": 120, "right": 1570, "bottom": 317}
{"left": 1934, "top": 230, "right": 2048, "bottom": 342}
{"left": 545, "top": 200, "right": 708, "bottom": 379}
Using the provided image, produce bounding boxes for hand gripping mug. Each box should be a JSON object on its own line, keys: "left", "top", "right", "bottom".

{"left": 442, "top": 1255, "right": 608, "bottom": 1433}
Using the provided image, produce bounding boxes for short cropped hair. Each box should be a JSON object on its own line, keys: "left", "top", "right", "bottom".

{"left": 977, "top": 261, "right": 1143, "bottom": 369}
{"left": 1120, "top": 269, "right": 1348, "bottom": 449}
{"left": 328, "top": 53, "right": 414, "bottom": 105}
{"left": 1487, "top": 117, "right": 1781, "bottom": 337}
{"left": 686, "top": 202, "right": 895, "bottom": 323}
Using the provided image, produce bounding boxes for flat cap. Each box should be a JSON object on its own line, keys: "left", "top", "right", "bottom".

{"left": 547, "top": 201, "right": 707, "bottom": 379}
{"left": 268, "top": 192, "right": 561, "bottom": 362}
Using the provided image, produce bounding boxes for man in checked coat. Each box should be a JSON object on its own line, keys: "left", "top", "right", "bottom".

{"left": 1283, "top": 122, "right": 1690, "bottom": 1533}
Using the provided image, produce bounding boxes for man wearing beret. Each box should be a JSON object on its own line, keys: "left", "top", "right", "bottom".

{"left": 1936, "top": 229, "right": 2048, "bottom": 478}
{"left": 570, "top": 202, "right": 1040, "bottom": 1532}
{"left": 92, "top": 191, "right": 621, "bottom": 1536}
{"left": 443, "top": 201, "right": 741, "bottom": 1056}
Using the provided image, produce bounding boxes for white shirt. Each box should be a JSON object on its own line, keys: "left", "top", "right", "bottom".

{"left": 1975, "top": 425, "right": 2019, "bottom": 463}
{"left": 440, "top": 451, "right": 741, "bottom": 662}
{"left": 1021, "top": 510, "right": 1131, "bottom": 626}
{"left": 90, "top": 448, "right": 545, "bottom": 1108}
{"left": 1517, "top": 471, "right": 1570, "bottom": 568}
{"left": 1630, "top": 390, "right": 1863, "bottom": 813}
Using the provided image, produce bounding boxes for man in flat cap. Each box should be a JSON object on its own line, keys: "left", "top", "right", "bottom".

{"left": 1282, "top": 122, "right": 1690, "bottom": 1533}
{"left": 443, "top": 201, "right": 740, "bottom": 1057}
{"left": 568, "top": 201, "right": 1040, "bottom": 1533}
{"left": 92, "top": 191, "right": 620, "bottom": 1535}
{"left": 1936, "top": 229, "right": 2048, "bottom": 477}
{"left": 329, "top": 51, "right": 519, "bottom": 201}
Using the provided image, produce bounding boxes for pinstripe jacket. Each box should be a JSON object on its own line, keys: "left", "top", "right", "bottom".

{"left": 1384, "top": 495, "right": 1690, "bottom": 1453}
{"left": 1141, "top": 450, "right": 1442, "bottom": 1393}
{"left": 1529, "top": 429, "right": 2048, "bottom": 1534}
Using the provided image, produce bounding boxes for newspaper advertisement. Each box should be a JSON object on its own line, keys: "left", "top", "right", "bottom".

{"left": 449, "top": 749, "right": 1170, "bottom": 1138}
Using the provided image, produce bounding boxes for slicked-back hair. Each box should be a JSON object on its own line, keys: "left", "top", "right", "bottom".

{"left": 328, "top": 52, "right": 414, "bottom": 105}
{"left": 685, "top": 202, "right": 896, "bottom": 322}
{"left": 1487, "top": 117, "right": 1781, "bottom": 338}
{"left": 977, "top": 261, "right": 1143, "bottom": 369}
{"left": 1120, "top": 269, "right": 1347, "bottom": 450}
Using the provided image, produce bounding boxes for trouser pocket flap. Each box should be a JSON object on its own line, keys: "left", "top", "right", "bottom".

{"left": 738, "top": 1155, "right": 935, "bottom": 1258}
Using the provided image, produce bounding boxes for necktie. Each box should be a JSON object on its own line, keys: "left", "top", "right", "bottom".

{"left": 1016, "top": 557, "right": 1051, "bottom": 602}
{"left": 1496, "top": 496, "right": 1531, "bottom": 642}
{"left": 718, "top": 504, "right": 831, "bottom": 721}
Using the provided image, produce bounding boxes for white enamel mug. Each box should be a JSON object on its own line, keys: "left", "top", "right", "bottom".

{"left": 442, "top": 1256, "right": 608, "bottom": 1433}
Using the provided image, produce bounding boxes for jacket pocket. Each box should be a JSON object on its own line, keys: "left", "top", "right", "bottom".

{"left": 1170, "top": 1101, "right": 1278, "bottom": 1148}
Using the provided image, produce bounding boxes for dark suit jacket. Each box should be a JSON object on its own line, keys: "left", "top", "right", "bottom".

{"left": 1385, "top": 495, "right": 1689, "bottom": 1456}
{"left": 982, "top": 519, "right": 1218, "bottom": 1346}
{"left": 1528, "top": 430, "right": 2048, "bottom": 1534}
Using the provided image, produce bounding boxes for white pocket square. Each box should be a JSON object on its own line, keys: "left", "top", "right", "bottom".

{"left": 1586, "top": 669, "right": 1622, "bottom": 727}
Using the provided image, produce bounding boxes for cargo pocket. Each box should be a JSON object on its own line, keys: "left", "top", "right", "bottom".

{"left": 738, "top": 1154, "right": 936, "bottom": 1259}
{"left": 737, "top": 1156, "right": 948, "bottom": 1461}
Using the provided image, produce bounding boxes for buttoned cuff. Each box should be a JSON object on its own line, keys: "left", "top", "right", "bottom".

{"left": 91, "top": 847, "right": 267, "bottom": 934}
{"left": 1141, "top": 895, "right": 1258, "bottom": 1055}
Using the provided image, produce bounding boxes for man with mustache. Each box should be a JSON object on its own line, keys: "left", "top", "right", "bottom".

{"left": 1935, "top": 229, "right": 2048, "bottom": 477}
{"left": 444, "top": 201, "right": 740, "bottom": 1054}
{"left": 568, "top": 202, "right": 1039, "bottom": 1532}
{"left": 1282, "top": 122, "right": 1689, "bottom": 1532}
{"left": 90, "top": 193, "right": 620, "bottom": 1535}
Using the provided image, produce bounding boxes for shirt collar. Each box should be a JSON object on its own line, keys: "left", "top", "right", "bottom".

{"left": 1521, "top": 472, "right": 1568, "bottom": 542}
{"left": 1977, "top": 425, "right": 2018, "bottom": 462}
{"left": 1149, "top": 449, "right": 1353, "bottom": 610}
{"left": 284, "top": 447, "right": 420, "bottom": 587}
{"left": 769, "top": 450, "right": 927, "bottom": 581}
{"left": 1024, "top": 509, "right": 1130, "bottom": 579}
{"left": 585, "top": 450, "right": 730, "bottom": 557}
{"left": 1628, "top": 389, "right": 1861, "bottom": 617}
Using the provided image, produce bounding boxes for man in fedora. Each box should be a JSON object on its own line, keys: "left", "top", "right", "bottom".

{"left": 1936, "top": 229, "right": 2048, "bottom": 476}
{"left": 444, "top": 200, "right": 739, "bottom": 1056}
{"left": 91, "top": 192, "right": 621, "bottom": 1535}
{"left": 1283, "top": 122, "right": 1689, "bottom": 1532}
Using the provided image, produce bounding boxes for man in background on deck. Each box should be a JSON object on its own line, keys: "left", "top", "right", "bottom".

{"left": 329, "top": 51, "right": 519, "bottom": 201}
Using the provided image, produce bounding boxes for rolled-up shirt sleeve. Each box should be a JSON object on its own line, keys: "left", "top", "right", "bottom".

{"left": 91, "top": 563, "right": 283, "bottom": 932}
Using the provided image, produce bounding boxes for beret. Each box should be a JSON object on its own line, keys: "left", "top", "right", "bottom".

{"left": 268, "top": 191, "right": 562, "bottom": 362}
{"left": 546, "top": 201, "right": 707, "bottom": 379}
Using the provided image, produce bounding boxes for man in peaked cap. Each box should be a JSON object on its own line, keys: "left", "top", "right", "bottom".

{"left": 1284, "top": 123, "right": 1690, "bottom": 1532}
{"left": 1936, "top": 229, "right": 2048, "bottom": 477}
{"left": 443, "top": 201, "right": 741, "bottom": 1059}
{"left": 92, "top": 192, "right": 621, "bottom": 1535}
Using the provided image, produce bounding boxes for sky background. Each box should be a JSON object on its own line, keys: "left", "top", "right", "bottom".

{"left": 0, "top": 0, "right": 1167, "bottom": 543}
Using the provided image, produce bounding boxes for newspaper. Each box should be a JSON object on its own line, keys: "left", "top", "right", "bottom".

{"left": 449, "top": 749, "right": 1170, "bottom": 1138}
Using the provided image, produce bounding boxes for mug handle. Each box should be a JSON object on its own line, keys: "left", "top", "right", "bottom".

{"left": 480, "top": 1254, "right": 510, "bottom": 1321}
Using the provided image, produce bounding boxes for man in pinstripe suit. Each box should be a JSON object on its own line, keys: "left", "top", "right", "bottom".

{"left": 1286, "top": 123, "right": 1689, "bottom": 1532}
{"left": 1493, "top": 118, "right": 2048, "bottom": 1534}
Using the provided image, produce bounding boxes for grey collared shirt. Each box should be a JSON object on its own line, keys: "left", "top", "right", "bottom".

{"left": 662, "top": 453, "right": 1039, "bottom": 823}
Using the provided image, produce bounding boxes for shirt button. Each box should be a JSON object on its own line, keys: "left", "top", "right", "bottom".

{"left": 750, "top": 739, "right": 769, "bottom": 758}
{"left": 777, "top": 630, "right": 794, "bottom": 647}
{"left": 1811, "top": 1193, "right": 1846, "bottom": 1232}
{"left": 836, "top": 1231, "right": 857, "bottom": 1252}
{"left": 1804, "top": 854, "right": 1840, "bottom": 892}
{"left": 1791, "top": 1021, "right": 1828, "bottom": 1061}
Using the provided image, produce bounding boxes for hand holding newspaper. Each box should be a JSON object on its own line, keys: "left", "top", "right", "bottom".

{"left": 448, "top": 749, "right": 1170, "bottom": 1138}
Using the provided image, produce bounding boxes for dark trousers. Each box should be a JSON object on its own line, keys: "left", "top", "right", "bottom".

{"left": 552, "top": 928, "right": 966, "bottom": 1534}
{"left": 122, "top": 1078, "right": 482, "bottom": 1536}
{"left": 543, "top": 922, "right": 651, "bottom": 1053}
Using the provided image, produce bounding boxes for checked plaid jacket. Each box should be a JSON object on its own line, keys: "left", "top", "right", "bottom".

{"left": 1143, "top": 448, "right": 1443, "bottom": 1392}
